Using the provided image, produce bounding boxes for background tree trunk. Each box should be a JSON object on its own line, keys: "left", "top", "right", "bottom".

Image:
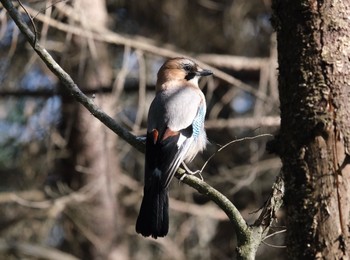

{"left": 61, "top": 0, "right": 125, "bottom": 258}
{"left": 272, "top": 0, "right": 350, "bottom": 258}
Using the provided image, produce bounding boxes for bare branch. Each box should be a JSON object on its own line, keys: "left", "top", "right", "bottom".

{"left": 0, "top": 2, "right": 285, "bottom": 258}
{"left": 197, "top": 54, "right": 268, "bottom": 71}
{"left": 0, "top": 0, "right": 144, "bottom": 153}
{"left": 200, "top": 134, "right": 274, "bottom": 174}
{"left": 205, "top": 116, "right": 280, "bottom": 129}
{"left": 1, "top": 0, "right": 249, "bottom": 234}
{"left": 254, "top": 174, "right": 284, "bottom": 229}
{"left": 261, "top": 241, "right": 286, "bottom": 249}
{"left": 263, "top": 229, "right": 286, "bottom": 241}
{"left": 17, "top": 0, "right": 37, "bottom": 44}
{"left": 175, "top": 171, "right": 250, "bottom": 243}
{"left": 16, "top": 3, "right": 268, "bottom": 102}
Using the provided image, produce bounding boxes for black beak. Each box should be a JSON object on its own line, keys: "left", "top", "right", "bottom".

{"left": 197, "top": 69, "right": 213, "bottom": 77}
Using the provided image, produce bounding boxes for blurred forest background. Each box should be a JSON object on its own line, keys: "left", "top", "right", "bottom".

{"left": 0, "top": 0, "right": 284, "bottom": 259}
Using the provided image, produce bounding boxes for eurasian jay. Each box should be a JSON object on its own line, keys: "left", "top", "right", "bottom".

{"left": 136, "top": 57, "right": 213, "bottom": 238}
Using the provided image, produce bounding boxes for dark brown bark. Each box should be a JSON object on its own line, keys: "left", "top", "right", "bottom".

{"left": 272, "top": 0, "right": 350, "bottom": 258}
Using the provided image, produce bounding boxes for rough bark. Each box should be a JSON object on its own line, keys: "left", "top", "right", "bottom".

{"left": 272, "top": 0, "right": 350, "bottom": 258}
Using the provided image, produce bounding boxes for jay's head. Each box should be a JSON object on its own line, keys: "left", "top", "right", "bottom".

{"left": 156, "top": 57, "right": 213, "bottom": 90}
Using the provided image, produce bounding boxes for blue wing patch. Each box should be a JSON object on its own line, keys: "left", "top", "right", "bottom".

{"left": 192, "top": 104, "right": 205, "bottom": 139}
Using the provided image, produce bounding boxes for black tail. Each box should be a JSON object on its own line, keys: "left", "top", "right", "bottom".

{"left": 136, "top": 169, "right": 169, "bottom": 239}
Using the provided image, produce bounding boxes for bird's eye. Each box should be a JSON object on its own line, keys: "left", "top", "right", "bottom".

{"left": 183, "top": 64, "right": 192, "bottom": 72}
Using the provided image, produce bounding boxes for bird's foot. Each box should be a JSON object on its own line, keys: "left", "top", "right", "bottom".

{"left": 180, "top": 162, "right": 203, "bottom": 181}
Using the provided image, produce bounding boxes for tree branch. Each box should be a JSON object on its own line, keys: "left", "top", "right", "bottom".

{"left": 1, "top": 0, "right": 144, "bottom": 153}
{"left": 175, "top": 170, "right": 249, "bottom": 242}
{"left": 205, "top": 116, "right": 280, "bottom": 129}
{"left": 1, "top": 1, "right": 284, "bottom": 258}
{"left": 197, "top": 54, "right": 269, "bottom": 71}
{"left": 1, "top": 0, "right": 247, "bottom": 228}
{"left": 15, "top": 2, "right": 269, "bottom": 102}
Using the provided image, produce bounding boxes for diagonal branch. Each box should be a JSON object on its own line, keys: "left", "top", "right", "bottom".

{"left": 1, "top": 0, "right": 144, "bottom": 153}
{"left": 175, "top": 170, "right": 249, "bottom": 242}
{"left": 1, "top": 1, "right": 284, "bottom": 258}
{"left": 1, "top": 0, "right": 248, "bottom": 233}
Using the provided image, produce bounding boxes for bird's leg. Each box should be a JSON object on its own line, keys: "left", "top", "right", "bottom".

{"left": 180, "top": 162, "right": 203, "bottom": 181}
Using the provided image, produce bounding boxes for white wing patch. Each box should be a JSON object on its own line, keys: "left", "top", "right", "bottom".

{"left": 163, "top": 135, "right": 194, "bottom": 188}
{"left": 177, "top": 133, "right": 187, "bottom": 148}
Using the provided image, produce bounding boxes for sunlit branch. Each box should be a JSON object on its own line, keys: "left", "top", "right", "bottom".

{"left": 0, "top": 1, "right": 284, "bottom": 258}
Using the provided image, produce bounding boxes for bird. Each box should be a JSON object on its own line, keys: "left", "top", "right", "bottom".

{"left": 136, "top": 57, "right": 213, "bottom": 238}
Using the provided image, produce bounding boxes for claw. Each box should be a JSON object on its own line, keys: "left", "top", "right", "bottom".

{"left": 181, "top": 162, "right": 204, "bottom": 181}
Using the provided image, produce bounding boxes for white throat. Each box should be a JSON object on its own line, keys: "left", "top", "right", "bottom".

{"left": 188, "top": 76, "right": 199, "bottom": 86}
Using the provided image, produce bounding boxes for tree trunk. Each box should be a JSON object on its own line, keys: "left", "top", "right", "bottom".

{"left": 272, "top": 0, "right": 350, "bottom": 259}
{"left": 272, "top": 0, "right": 350, "bottom": 258}
{"left": 60, "top": 0, "right": 126, "bottom": 258}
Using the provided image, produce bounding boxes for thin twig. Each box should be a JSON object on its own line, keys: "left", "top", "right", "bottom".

{"left": 200, "top": 133, "right": 273, "bottom": 174}
{"left": 263, "top": 229, "right": 286, "bottom": 240}
{"left": 33, "top": 0, "right": 69, "bottom": 20}
{"left": 112, "top": 45, "right": 131, "bottom": 104}
{"left": 134, "top": 50, "right": 147, "bottom": 131}
{"left": 17, "top": 0, "right": 37, "bottom": 44}
{"left": 261, "top": 240, "right": 286, "bottom": 249}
